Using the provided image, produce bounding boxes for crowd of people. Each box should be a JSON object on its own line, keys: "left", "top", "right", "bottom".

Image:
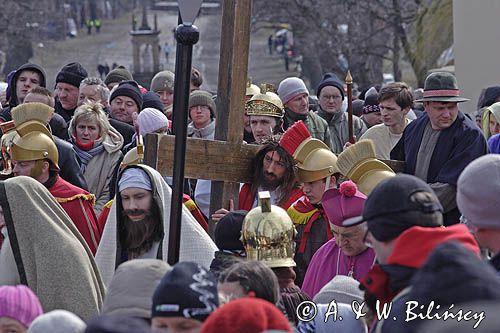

{"left": 0, "top": 60, "right": 499, "bottom": 333}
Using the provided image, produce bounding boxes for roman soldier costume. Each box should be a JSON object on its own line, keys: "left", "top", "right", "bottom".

{"left": 9, "top": 103, "right": 100, "bottom": 254}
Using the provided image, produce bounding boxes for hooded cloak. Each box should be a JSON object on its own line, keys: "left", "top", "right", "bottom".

{"left": 95, "top": 164, "right": 217, "bottom": 286}
{"left": 0, "top": 176, "right": 105, "bottom": 320}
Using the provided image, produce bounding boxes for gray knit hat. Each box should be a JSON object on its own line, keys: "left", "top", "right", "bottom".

{"left": 150, "top": 70, "right": 175, "bottom": 93}
{"left": 28, "top": 310, "right": 86, "bottom": 333}
{"left": 277, "top": 77, "right": 309, "bottom": 105}
{"left": 313, "top": 275, "right": 364, "bottom": 305}
{"left": 457, "top": 154, "right": 500, "bottom": 229}
{"left": 189, "top": 90, "right": 216, "bottom": 117}
{"left": 104, "top": 65, "right": 133, "bottom": 86}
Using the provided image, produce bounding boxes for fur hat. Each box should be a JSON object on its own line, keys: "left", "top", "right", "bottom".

{"left": 56, "top": 62, "right": 88, "bottom": 88}
{"left": 150, "top": 70, "right": 175, "bottom": 93}
{"left": 104, "top": 65, "right": 133, "bottom": 86}
{"left": 277, "top": 77, "right": 309, "bottom": 105}
{"left": 189, "top": 90, "right": 216, "bottom": 117}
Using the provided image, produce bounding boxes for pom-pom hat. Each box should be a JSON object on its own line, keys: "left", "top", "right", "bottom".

{"left": 321, "top": 180, "right": 367, "bottom": 227}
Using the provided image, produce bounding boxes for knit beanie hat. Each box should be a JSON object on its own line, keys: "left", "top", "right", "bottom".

{"left": 200, "top": 298, "right": 292, "bottom": 333}
{"left": 0, "top": 285, "right": 43, "bottom": 328}
{"left": 85, "top": 315, "right": 152, "bottom": 333}
{"left": 277, "top": 77, "right": 309, "bottom": 105}
{"left": 142, "top": 91, "right": 165, "bottom": 112}
{"left": 313, "top": 275, "right": 364, "bottom": 305}
{"left": 101, "top": 259, "right": 171, "bottom": 319}
{"left": 214, "top": 210, "right": 247, "bottom": 251}
{"left": 28, "top": 310, "right": 86, "bottom": 333}
{"left": 137, "top": 107, "right": 170, "bottom": 135}
{"left": 316, "top": 73, "right": 344, "bottom": 100}
{"left": 150, "top": 70, "right": 175, "bottom": 93}
{"left": 362, "top": 93, "right": 380, "bottom": 114}
{"left": 56, "top": 62, "right": 88, "bottom": 88}
{"left": 152, "top": 262, "right": 219, "bottom": 321}
{"left": 188, "top": 90, "right": 216, "bottom": 117}
{"left": 110, "top": 80, "right": 143, "bottom": 110}
{"left": 457, "top": 154, "right": 500, "bottom": 230}
{"left": 104, "top": 65, "right": 133, "bottom": 87}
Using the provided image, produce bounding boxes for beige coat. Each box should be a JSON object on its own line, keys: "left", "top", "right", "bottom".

{"left": 70, "top": 125, "right": 124, "bottom": 216}
{"left": 0, "top": 176, "right": 105, "bottom": 320}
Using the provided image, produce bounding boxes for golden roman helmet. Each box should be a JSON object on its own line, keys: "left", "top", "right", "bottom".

{"left": 241, "top": 191, "right": 297, "bottom": 268}
{"left": 0, "top": 121, "right": 18, "bottom": 175}
{"left": 246, "top": 83, "right": 284, "bottom": 118}
{"left": 246, "top": 79, "right": 260, "bottom": 98}
{"left": 10, "top": 121, "right": 59, "bottom": 169}
{"left": 336, "top": 139, "right": 395, "bottom": 195}
{"left": 121, "top": 135, "right": 144, "bottom": 169}
{"left": 279, "top": 120, "right": 338, "bottom": 182}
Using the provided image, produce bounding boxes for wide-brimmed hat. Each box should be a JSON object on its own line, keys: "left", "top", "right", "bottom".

{"left": 416, "top": 72, "right": 469, "bottom": 103}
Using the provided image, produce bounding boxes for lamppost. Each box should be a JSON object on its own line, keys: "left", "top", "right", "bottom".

{"left": 168, "top": 0, "right": 203, "bottom": 265}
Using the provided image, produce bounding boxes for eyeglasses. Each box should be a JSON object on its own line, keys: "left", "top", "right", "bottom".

{"left": 320, "top": 95, "right": 342, "bottom": 101}
{"left": 331, "top": 228, "right": 361, "bottom": 242}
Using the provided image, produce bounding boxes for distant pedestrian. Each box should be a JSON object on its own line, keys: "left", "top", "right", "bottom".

{"left": 163, "top": 42, "right": 172, "bottom": 64}
{"left": 268, "top": 34, "right": 274, "bottom": 55}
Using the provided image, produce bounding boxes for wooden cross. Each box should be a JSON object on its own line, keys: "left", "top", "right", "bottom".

{"left": 143, "top": 0, "right": 404, "bottom": 237}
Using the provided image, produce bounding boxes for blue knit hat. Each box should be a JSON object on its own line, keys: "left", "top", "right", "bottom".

{"left": 316, "top": 73, "right": 344, "bottom": 100}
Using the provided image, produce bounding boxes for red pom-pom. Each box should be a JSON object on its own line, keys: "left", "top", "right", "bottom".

{"left": 339, "top": 180, "right": 357, "bottom": 197}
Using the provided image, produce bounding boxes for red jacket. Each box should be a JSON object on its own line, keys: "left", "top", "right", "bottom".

{"left": 239, "top": 183, "right": 303, "bottom": 211}
{"left": 49, "top": 175, "right": 100, "bottom": 255}
{"left": 361, "top": 224, "right": 479, "bottom": 304}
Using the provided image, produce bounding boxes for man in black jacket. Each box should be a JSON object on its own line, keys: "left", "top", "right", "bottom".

{"left": 54, "top": 62, "right": 88, "bottom": 124}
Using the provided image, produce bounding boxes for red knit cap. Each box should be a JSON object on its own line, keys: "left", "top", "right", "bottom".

{"left": 201, "top": 298, "right": 291, "bottom": 333}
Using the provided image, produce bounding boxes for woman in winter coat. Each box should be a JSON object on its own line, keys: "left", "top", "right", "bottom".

{"left": 69, "top": 102, "right": 123, "bottom": 216}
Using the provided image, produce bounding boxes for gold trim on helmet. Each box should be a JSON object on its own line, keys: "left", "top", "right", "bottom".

{"left": 291, "top": 138, "right": 338, "bottom": 182}
{"left": 11, "top": 130, "right": 59, "bottom": 169}
{"left": 241, "top": 191, "right": 297, "bottom": 268}
{"left": 246, "top": 79, "right": 260, "bottom": 97}
{"left": 120, "top": 135, "right": 144, "bottom": 170}
{"left": 246, "top": 84, "right": 284, "bottom": 118}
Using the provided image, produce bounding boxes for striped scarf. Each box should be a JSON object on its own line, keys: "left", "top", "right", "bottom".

{"left": 73, "top": 139, "right": 105, "bottom": 173}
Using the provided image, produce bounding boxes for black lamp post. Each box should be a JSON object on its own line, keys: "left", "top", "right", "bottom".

{"left": 168, "top": 0, "right": 203, "bottom": 265}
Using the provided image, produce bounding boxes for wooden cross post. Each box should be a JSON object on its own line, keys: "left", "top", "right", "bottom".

{"left": 144, "top": 0, "right": 254, "bottom": 238}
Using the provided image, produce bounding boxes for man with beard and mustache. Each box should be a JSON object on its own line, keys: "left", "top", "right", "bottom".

{"left": 212, "top": 137, "right": 303, "bottom": 222}
{"left": 96, "top": 165, "right": 217, "bottom": 286}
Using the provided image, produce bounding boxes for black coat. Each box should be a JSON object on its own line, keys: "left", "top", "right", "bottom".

{"left": 55, "top": 137, "right": 88, "bottom": 190}
{"left": 49, "top": 113, "right": 69, "bottom": 140}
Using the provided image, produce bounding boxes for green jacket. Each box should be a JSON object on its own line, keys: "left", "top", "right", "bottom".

{"left": 317, "top": 108, "right": 366, "bottom": 153}
{"left": 284, "top": 109, "right": 332, "bottom": 151}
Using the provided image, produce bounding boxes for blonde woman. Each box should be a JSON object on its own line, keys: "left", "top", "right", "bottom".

{"left": 69, "top": 102, "right": 123, "bottom": 215}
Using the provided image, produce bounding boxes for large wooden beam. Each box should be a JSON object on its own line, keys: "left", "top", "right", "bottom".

{"left": 209, "top": 0, "right": 253, "bottom": 236}
{"left": 145, "top": 134, "right": 260, "bottom": 182}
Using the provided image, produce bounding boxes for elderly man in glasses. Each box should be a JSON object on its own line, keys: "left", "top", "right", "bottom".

{"left": 301, "top": 181, "right": 375, "bottom": 298}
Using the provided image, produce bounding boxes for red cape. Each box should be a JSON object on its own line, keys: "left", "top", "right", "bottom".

{"left": 239, "top": 183, "right": 303, "bottom": 211}
{"left": 49, "top": 176, "right": 100, "bottom": 255}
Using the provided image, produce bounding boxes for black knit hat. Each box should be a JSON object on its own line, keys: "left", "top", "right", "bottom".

{"left": 316, "top": 72, "right": 344, "bottom": 100}
{"left": 142, "top": 91, "right": 165, "bottom": 112}
{"left": 110, "top": 80, "right": 143, "bottom": 110}
{"left": 152, "top": 262, "right": 219, "bottom": 321}
{"left": 214, "top": 210, "right": 247, "bottom": 251}
{"left": 104, "top": 65, "right": 133, "bottom": 86}
{"left": 362, "top": 93, "right": 380, "bottom": 114}
{"left": 55, "top": 62, "right": 88, "bottom": 88}
{"left": 85, "top": 314, "right": 152, "bottom": 333}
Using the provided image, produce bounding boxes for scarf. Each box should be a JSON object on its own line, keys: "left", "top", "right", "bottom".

{"left": 72, "top": 136, "right": 105, "bottom": 173}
